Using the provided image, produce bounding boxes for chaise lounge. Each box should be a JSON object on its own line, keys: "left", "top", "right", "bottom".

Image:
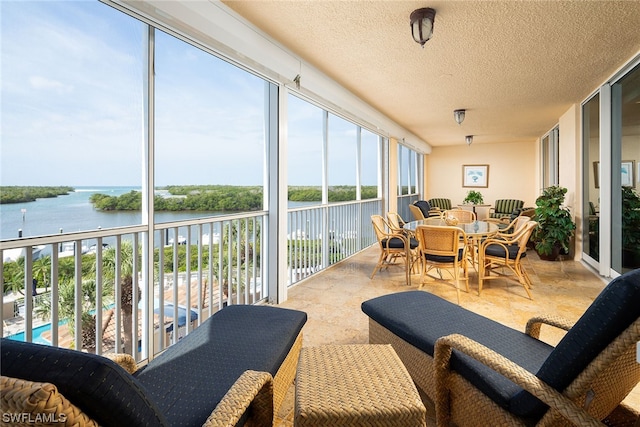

{"left": 362, "top": 269, "right": 640, "bottom": 426}
{"left": 1, "top": 304, "right": 307, "bottom": 427}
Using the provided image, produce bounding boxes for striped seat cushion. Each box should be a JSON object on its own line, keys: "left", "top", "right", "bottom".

{"left": 428, "top": 198, "right": 452, "bottom": 210}
{"left": 490, "top": 199, "right": 524, "bottom": 218}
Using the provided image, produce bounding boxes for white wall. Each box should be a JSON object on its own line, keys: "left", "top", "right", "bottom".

{"left": 425, "top": 141, "right": 539, "bottom": 218}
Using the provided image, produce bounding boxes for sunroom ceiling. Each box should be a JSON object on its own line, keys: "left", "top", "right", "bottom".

{"left": 222, "top": 1, "right": 640, "bottom": 147}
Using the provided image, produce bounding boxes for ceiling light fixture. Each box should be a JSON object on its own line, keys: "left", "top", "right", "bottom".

{"left": 410, "top": 8, "right": 436, "bottom": 47}
{"left": 466, "top": 135, "right": 474, "bottom": 146}
{"left": 454, "top": 109, "right": 466, "bottom": 125}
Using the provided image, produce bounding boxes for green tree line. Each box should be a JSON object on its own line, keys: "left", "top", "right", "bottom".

{"left": 90, "top": 185, "right": 379, "bottom": 211}
{"left": 0, "top": 186, "right": 74, "bottom": 204}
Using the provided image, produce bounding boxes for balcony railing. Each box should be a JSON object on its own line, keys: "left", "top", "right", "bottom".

{"left": 1, "top": 198, "right": 380, "bottom": 361}
{"left": 286, "top": 199, "right": 380, "bottom": 285}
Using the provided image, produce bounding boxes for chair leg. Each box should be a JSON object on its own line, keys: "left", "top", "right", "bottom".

{"left": 370, "top": 250, "right": 387, "bottom": 279}
{"left": 453, "top": 263, "right": 461, "bottom": 305}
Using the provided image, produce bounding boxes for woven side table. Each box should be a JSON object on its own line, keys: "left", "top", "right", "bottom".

{"left": 294, "top": 344, "right": 426, "bottom": 427}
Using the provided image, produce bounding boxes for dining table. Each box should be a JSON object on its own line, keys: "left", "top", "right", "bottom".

{"left": 404, "top": 217, "right": 500, "bottom": 268}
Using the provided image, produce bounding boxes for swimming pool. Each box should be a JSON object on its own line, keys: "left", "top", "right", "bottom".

{"left": 7, "top": 322, "right": 53, "bottom": 345}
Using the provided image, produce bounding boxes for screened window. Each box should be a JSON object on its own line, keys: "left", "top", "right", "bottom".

{"left": 154, "top": 30, "right": 267, "bottom": 218}
{"left": 0, "top": 1, "right": 144, "bottom": 238}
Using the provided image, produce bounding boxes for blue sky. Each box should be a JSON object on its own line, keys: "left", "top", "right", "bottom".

{"left": 1, "top": 0, "right": 376, "bottom": 188}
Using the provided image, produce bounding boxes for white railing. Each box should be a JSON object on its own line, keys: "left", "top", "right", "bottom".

{"left": 286, "top": 199, "right": 381, "bottom": 285}
{"left": 1, "top": 212, "right": 266, "bottom": 361}
{"left": 1, "top": 200, "right": 381, "bottom": 360}
{"left": 397, "top": 194, "right": 419, "bottom": 222}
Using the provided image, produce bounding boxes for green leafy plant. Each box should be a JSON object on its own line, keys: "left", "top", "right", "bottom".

{"left": 622, "top": 186, "right": 640, "bottom": 267}
{"left": 463, "top": 190, "right": 484, "bottom": 205}
{"left": 532, "top": 186, "right": 576, "bottom": 259}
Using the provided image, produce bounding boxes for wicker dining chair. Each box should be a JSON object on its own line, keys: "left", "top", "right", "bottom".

{"left": 433, "top": 268, "right": 640, "bottom": 427}
{"left": 371, "top": 214, "right": 419, "bottom": 285}
{"left": 386, "top": 211, "right": 408, "bottom": 234}
{"left": 415, "top": 224, "right": 469, "bottom": 304}
{"left": 409, "top": 204, "right": 427, "bottom": 221}
{"left": 478, "top": 220, "right": 538, "bottom": 299}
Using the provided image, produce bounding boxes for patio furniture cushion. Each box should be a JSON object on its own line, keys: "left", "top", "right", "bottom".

{"left": 134, "top": 304, "right": 307, "bottom": 427}
{"left": 413, "top": 200, "right": 432, "bottom": 217}
{"left": 382, "top": 236, "right": 419, "bottom": 249}
{"left": 424, "top": 247, "right": 465, "bottom": 263}
{"left": 361, "top": 291, "right": 554, "bottom": 414}
{"left": 428, "top": 198, "right": 452, "bottom": 211}
{"left": 509, "top": 268, "right": 640, "bottom": 418}
{"left": 484, "top": 243, "right": 524, "bottom": 259}
{"left": 0, "top": 338, "right": 168, "bottom": 427}
{"left": 490, "top": 199, "right": 524, "bottom": 219}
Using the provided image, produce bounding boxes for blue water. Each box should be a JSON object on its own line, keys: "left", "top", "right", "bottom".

{"left": 1, "top": 186, "right": 319, "bottom": 241}
{"left": 0, "top": 186, "right": 223, "bottom": 241}
{"left": 7, "top": 323, "right": 53, "bottom": 345}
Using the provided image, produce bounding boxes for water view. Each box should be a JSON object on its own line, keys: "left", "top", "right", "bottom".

{"left": 0, "top": 186, "right": 227, "bottom": 241}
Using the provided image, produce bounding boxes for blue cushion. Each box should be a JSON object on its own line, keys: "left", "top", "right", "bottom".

{"left": 485, "top": 243, "right": 524, "bottom": 259}
{"left": 382, "top": 236, "right": 419, "bottom": 249}
{"left": 424, "top": 248, "right": 465, "bottom": 263}
{"left": 414, "top": 200, "right": 432, "bottom": 217}
{"left": 0, "top": 338, "right": 168, "bottom": 426}
{"left": 361, "top": 291, "right": 553, "bottom": 414}
{"left": 134, "top": 304, "right": 307, "bottom": 427}
{"left": 509, "top": 268, "right": 640, "bottom": 418}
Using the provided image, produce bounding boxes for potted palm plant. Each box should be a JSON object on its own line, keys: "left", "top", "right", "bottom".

{"left": 463, "top": 190, "right": 484, "bottom": 205}
{"left": 532, "top": 185, "right": 576, "bottom": 260}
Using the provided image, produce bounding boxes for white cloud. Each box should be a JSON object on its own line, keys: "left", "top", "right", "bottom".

{"left": 28, "top": 76, "right": 73, "bottom": 93}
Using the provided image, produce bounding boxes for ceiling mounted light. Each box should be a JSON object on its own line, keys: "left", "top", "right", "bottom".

{"left": 454, "top": 109, "right": 466, "bottom": 125}
{"left": 466, "top": 135, "right": 474, "bottom": 146}
{"left": 410, "top": 7, "right": 436, "bottom": 47}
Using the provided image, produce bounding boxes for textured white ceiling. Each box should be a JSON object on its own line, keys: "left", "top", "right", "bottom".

{"left": 223, "top": 0, "right": 640, "bottom": 147}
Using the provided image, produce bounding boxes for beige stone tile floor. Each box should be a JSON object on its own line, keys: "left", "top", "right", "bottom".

{"left": 274, "top": 245, "right": 640, "bottom": 426}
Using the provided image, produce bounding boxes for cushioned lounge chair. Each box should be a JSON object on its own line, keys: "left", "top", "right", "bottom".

{"left": 1, "top": 304, "right": 307, "bottom": 427}
{"left": 489, "top": 199, "right": 525, "bottom": 220}
{"left": 362, "top": 268, "right": 640, "bottom": 426}
{"left": 428, "top": 198, "right": 453, "bottom": 211}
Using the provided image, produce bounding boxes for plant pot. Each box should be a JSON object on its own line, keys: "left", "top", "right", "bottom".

{"left": 536, "top": 245, "right": 561, "bottom": 261}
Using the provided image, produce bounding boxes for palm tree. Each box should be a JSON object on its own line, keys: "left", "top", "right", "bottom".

{"left": 35, "top": 277, "right": 114, "bottom": 352}
{"left": 102, "top": 241, "right": 139, "bottom": 354}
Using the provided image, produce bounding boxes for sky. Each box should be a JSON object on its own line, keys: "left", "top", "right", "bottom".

{"left": 1, "top": 0, "right": 378, "bottom": 188}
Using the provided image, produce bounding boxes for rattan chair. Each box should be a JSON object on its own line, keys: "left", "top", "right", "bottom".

{"left": 371, "top": 214, "right": 419, "bottom": 285}
{"left": 415, "top": 224, "right": 469, "bottom": 304}
{"left": 489, "top": 214, "right": 531, "bottom": 235}
{"left": 478, "top": 220, "right": 538, "bottom": 299}
{"left": 432, "top": 268, "right": 640, "bottom": 427}
{"left": 442, "top": 209, "right": 476, "bottom": 224}
{"left": 386, "top": 211, "right": 408, "bottom": 233}
{"left": 409, "top": 204, "right": 427, "bottom": 220}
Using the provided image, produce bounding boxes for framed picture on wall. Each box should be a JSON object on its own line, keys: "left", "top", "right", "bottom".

{"left": 593, "top": 160, "right": 635, "bottom": 188}
{"left": 621, "top": 160, "right": 635, "bottom": 187}
{"left": 462, "top": 164, "right": 489, "bottom": 188}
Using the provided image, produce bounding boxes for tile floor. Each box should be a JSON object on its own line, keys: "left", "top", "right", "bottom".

{"left": 274, "top": 245, "right": 639, "bottom": 426}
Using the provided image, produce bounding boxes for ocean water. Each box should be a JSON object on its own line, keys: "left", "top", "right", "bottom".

{"left": 0, "top": 186, "right": 222, "bottom": 241}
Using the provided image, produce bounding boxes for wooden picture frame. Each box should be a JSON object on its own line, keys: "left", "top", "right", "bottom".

{"left": 462, "top": 164, "right": 489, "bottom": 188}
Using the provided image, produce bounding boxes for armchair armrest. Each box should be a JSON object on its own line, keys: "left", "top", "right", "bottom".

{"left": 203, "top": 370, "right": 273, "bottom": 427}
{"left": 104, "top": 353, "right": 138, "bottom": 374}
{"left": 525, "top": 314, "right": 574, "bottom": 339}
{"left": 434, "top": 334, "right": 604, "bottom": 427}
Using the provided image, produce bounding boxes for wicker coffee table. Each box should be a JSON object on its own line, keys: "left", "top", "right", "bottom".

{"left": 294, "top": 344, "right": 426, "bottom": 426}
